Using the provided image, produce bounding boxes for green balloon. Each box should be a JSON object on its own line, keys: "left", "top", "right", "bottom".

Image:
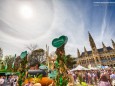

{"left": 52, "top": 35, "right": 68, "bottom": 48}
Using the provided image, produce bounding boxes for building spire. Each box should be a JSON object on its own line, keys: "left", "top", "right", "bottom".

{"left": 0, "top": 48, "right": 3, "bottom": 59}
{"left": 88, "top": 32, "right": 97, "bottom": 53}
{"left": 111, "top": 39, "right": 115, "bottom": 49}
{"left": 77, "top": 48, "right": 80, "bottom": 57}
{"left": 102, "top": 42, "right": 106, "bottom": 48}
{"left": 84, "top": 46, "right": 88, "bottom": 56}
{"left": 102, "top": 42, "right": 107, "bottom": 52}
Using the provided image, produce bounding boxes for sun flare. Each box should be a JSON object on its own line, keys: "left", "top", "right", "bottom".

{"left": 19, "top": 4, "right": 33, "bottom": 19}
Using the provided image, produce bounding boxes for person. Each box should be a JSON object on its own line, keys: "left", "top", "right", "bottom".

{"left": 13, "top": 76, "right": 17, "bottom": 86}
{"left": 10, "top": 76, "right": 15, "bottom": 86}
{"left": 97, "top": 70, "right": 101, "bottom": 80}
{"left": 85, "top": 71, "right": 88, "bottom": 83}
{"left": 78, "top": 71, "right": 83, "bottom": 84}
{"left": 3, "top": 76, "right": 7, "bottom": 86}
{"left": 34, "top": 60, "right": 47, "bottom": 77}
{"left": 110, "top": 71, "right": 115, "bottom": 86}
{"left": 88, "top": 71, "right": 91, "bottom": 84}
{"left": 0, "top": 76, "right": 4, "bottom": 86}
{"left": 34, "top": 61, "right": 40, "bottom": 70}
{"left": 98, "top": 73, "right": 111, "bottom": 86}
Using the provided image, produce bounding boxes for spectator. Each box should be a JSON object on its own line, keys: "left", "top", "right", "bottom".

{"left": 110, "top": 71, "right": 115, "bottom": 86}
{"left": 98, "top": 74, "right": 111, "bottom": 86}
{"left": 0, "top": 76, "right": 4, "bottom": 86}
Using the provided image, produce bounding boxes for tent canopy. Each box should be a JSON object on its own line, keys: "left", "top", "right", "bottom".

{"left": 71, "top": 65, "right": 89, "bottom": 71}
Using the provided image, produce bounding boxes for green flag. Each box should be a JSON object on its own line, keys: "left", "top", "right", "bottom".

{"left": 20, "top": 51, "right": 27, "bottom": 59}
{"left": 5, "top": 63, "right": 7, "bottom": 70}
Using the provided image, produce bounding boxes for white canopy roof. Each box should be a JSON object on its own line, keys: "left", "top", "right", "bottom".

{"left": 70, "top": 65, "right": 89, "bottom": 71}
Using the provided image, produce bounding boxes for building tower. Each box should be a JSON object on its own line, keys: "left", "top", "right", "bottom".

{"left": 0, "top": 48, "right": 3, "bottom": 59}
{"left": 102, "top": 42, "right": 107, "bottom": 52}
{"left": 84, "top": 46, "right": 88, "bottom": 56}
{"left": 88, "top": 32, "right": 98, "bottom": 54}
{"left": 111, "top": 39, "right": 115, "bottom": 49}
{"left": 77, "top": 48, "right": 80, "bottom": 57}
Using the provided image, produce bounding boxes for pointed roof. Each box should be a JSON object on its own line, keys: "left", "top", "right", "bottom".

{"left": 102, "top": 42, "right": 106, "bottom": 47}
{"left": 84, "top": 46, "right": 87, "bottom": 52}
{"left": 77, "top": 48, "right": 80, "bottom": 57}
{"left": 88, "top": 32, "right": 97, "bottom": 50}
{"left": 81, "top": 46, "right": 112, "bottom": 56}
{"left": 84, "top": 46, "right": 88, "bottom": 55}
{"left": 111, "top": 39, "right": 115, "bottom": 44}
{"left": 102, "top": 42, "right": 107, "bottom": 52}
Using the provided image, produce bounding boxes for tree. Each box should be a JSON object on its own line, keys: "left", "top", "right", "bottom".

{"left": 14, "top": 56, "right": 22, "bottom": 72}
{"left": 27, "top": 48, "right": 46, "bottom": 65}
{"left": 26, "top": 44, "right": 38, "bottom": 52}
{"left": 4, "top": 55, "right": 15, "bottom": 71}
{"left": 66, "top": 55, "right": 76, "bottom": 69}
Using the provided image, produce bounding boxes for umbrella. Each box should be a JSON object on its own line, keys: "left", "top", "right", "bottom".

{"left": 39, "top": 65, "right": 48, "bottom": 70}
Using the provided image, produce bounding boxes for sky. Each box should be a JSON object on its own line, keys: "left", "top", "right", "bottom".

{"left": 0, "top": 0, "right": 115, "bottom": 57}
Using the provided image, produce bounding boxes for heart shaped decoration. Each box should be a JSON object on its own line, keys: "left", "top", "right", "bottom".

{"left": 52, "top": 35, "right": 68, "bottom": 48}
{"left": 20, "top": 51, "right": 27, "bottom": 59}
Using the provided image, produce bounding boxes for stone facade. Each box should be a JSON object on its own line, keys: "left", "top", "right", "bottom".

{"left": 77, "top": 32, "right": 115, "bottom": 67}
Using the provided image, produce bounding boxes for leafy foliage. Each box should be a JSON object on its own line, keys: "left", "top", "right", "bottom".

{"left": 4, "top": 55, "right": 15, "bottom": 71}
{"left": 66, "top": 55, "right": 76, "bottom": 69}
{"left": 28, "top": 48, "right": 46, "bottom": 64}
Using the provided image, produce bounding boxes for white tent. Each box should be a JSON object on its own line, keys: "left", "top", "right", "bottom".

{"left": 71, "top": 65, "right": 89, "bottom": 71}
{"left": 89, "top": 67, "right": 98, "bottom": 70}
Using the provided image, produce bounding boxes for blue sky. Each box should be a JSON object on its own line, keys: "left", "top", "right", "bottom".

{"left": 0, "top": 0, "right": 115, "bottom": 57}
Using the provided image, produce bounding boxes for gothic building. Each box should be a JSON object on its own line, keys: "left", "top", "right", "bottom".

{"left": 76, "top": 32, "right": 115, "bottom": 67}
{"left": 0, "top": 48, "right": 3, "bottom": 59}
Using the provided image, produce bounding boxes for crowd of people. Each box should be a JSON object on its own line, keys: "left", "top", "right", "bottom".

{"left": 0, "top": 75, "right": 18, "bottom": 86}
{"left": 0, "top": 69, "right": 114, "bottom": 86}
{"left": 68, "top": 68, "right": 115, "bottom": 86}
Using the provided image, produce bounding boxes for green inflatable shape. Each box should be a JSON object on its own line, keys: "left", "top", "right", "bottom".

{"left": 20, "top": 51, "right": 27, "bottom": 59}
{"left": 52, "top": 35, "right": 68, "bottom": 48}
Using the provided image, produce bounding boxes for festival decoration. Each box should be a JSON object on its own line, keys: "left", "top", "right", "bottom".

{"left": 12, "top": 62, "right": 14, "bottom": 68}
{"left": 48, "top": 70, "right": 57, "bottom": 79}
{"left": 52, "top": 35, "right": 68, "bottom": 48}
{"left": 52, "top": 35, "right": 69, "bottom": 86}
{"left": 18, "top": 51, "right": 28, "bottom": 86}
{"left": 20, "top": 51, "right": 27, "bottom": 59}
{"left": 5, "top": 63, "right": 7, "bottom": 70}
{"left": 12, "top": 54, "right": 16, "bottom": 69}
{"left": 24, "top": 75, "right": 53, "bottom": 86}
{"left": 39, "top": 65, "right": 48, "bottom": 70}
